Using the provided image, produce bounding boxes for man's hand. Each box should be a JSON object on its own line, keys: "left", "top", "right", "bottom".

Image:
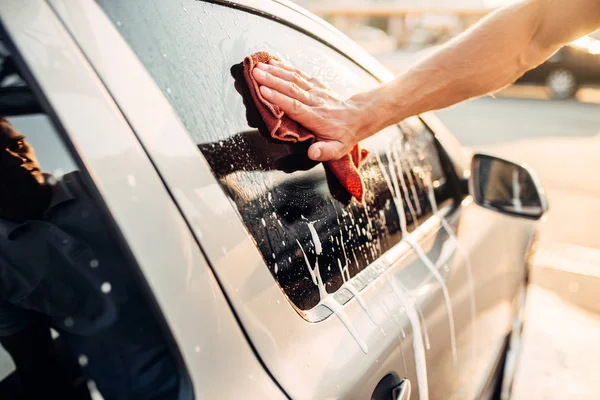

{"left": 252, "top": 60, "right": 364, "bottom": 162}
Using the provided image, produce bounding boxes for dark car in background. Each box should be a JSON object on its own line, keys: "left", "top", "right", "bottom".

{"left": 518, "top": 34, "right": 600, "bottom": 99}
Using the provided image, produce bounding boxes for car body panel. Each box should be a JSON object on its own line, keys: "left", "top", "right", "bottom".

{"left": 0, "top": 2, "right": 285, "bottom": 399}
{"left": 6, "top": 0, "right": 538, "bottom": 398}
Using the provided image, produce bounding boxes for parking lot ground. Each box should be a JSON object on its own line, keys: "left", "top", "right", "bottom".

{"left": 512, "top": 284, "right": 600, "bottom": 400}
{"left": 532, "top": 244, "right": 600, "bottom": 315}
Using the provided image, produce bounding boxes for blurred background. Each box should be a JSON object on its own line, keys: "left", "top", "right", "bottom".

{"left": 297, "top": 0, "right": 600, "bottom": 398}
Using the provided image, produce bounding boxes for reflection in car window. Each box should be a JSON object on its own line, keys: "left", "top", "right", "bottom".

{"left": 0, "top": 39, "right": 181, "bottom": 399}
{"left": 97, "top": 0, "right": 455, "bottom": 311}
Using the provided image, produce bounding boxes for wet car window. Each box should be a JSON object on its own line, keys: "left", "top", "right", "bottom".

{"left": 96, "top": 0, "right": 456, "bottom": 311}
{"left": 0, "top": 39, "right": 182, "bottom": 399}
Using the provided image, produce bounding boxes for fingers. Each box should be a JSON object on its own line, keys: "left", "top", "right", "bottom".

{"left": 259, "top": 86, "right": 312, "bottom": 121}
{"left": 253, "top": 66, "right": 318, "bottom": 106}
{"left": 268, "top": 59, "right": 331, "bottom": 91}
{"left": 257, "top": 63, "right": 311, "bottom": 90}
{"left": 308, "top": 141, "right": 347, "bottom": 162}
{"left": 268, "top": 59, "right": 312, "bottom": 81}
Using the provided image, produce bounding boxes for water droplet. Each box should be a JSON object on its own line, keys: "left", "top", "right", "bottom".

{"left": 274, "top": 263, "right": 278, "bottom": 274}
{"left": 127, "top": 174, "right": 136, "bottom": 187}
{"left": 183, "top": 6, "right": 188, "bottom": 12}
{"left": 221, "top": 246, "right": 227, "bottom": 255}
{"left": 90, "top": 259, "right": 99, "bottom": 268}
{"left": 247, "top": 374, "right": 254, "bottom": 380}
{"left": 78, "top": 354, "right": 88, "bottom": 367}
{"left": 194, "top": 346, "right": 201, "bottom": 353}
{"left": 162, "top": 53, "right": 167, "bottom": 58}
{"left": 276, "top": 299, "right": 280, "bottom": 304}
{"left": 166, "top": 87, "right": 172, "bottom": 94}
{"left": 261, "top": 218, "right": 266, "bottom": 226}
{"left": 64, "top": 317, "right": 74, "bottom": 327}
{"left": 282, "top": 241, "right": 285, "bottom": 246}
{"left": 101, "top": 282, "right": 112, "bottom": 294}
{"left": 62, "top": 239, "right": 69, "bottom": 245}
{"left": 116, "top": 21, "right": 122, "bottom": 26}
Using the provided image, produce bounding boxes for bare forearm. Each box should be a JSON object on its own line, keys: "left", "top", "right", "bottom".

{"left": 353, "top": 0, "right": 600, "bottom": 139}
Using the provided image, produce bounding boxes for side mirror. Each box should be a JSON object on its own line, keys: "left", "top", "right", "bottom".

{"left": 470, "top": 153, "right": 548, "bottom": 220}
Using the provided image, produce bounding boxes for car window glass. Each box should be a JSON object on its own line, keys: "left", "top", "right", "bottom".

{"left": 0, "top": 37, "right": 183, "bottom": 400}
{"left": 96, "top": 0, "right": 455, "bottom": 312}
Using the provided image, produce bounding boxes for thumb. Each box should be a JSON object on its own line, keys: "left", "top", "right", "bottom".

{"left": 308, "top": 141, "right": 346, "bottom": 162}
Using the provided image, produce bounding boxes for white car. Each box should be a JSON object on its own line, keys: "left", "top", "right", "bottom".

{"left": 0, "top": 1, "right": 546, "bottom": 399}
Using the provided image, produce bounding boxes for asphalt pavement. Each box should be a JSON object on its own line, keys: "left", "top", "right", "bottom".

{"left": 435, "top": 93, "right": 600, "bottom": 147}
{"left": 512, "top": 285, "right": 600, "bottom": 400}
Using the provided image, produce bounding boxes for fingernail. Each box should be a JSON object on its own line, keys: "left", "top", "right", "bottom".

{"left": 311, "top": 147, "right": 321, "bottom": 159}
{"left": 253, "top": 68, "right": 266, "bottom": 79}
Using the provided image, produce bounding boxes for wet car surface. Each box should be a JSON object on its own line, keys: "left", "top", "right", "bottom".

{"left": 0, "top": 1, "right": 544, "bottom": 399}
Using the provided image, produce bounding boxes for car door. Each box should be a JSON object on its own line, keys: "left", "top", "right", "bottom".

{"left": 51, "top": 1, "right": 536, "bottom": 399}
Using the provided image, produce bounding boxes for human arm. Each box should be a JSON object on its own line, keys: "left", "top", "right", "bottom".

{"left": 252, "top": 0, "right": 600, "bottom": 161}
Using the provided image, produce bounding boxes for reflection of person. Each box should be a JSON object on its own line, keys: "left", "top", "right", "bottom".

{"left": 0, "top": 117, "right": 88, "bottom": 399}
{"left": 198, "top": 129, "right": 317, "bottom": 178}
{"left": 0, "top": 118, "right": 178, "bottom": 399}
{"left": 250, "top": 0, "right": 600, "bottom": 161}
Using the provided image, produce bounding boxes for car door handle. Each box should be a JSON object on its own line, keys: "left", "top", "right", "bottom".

{"left": 393, "top": 379, "right": 411, "bottom": 400}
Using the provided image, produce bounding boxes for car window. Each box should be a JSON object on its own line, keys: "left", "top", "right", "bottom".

{"left": 0, "top": 36, "right": 183, "bottom": 399}
{"left": 96, "top": 0, "right": 456, "bottom": 312}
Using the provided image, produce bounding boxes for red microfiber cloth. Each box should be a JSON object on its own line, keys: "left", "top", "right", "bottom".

{"left": 243, "top": 51, "right": 370, "bottom": 203}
